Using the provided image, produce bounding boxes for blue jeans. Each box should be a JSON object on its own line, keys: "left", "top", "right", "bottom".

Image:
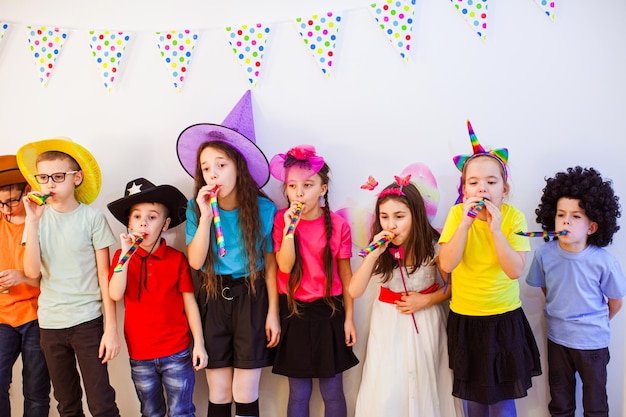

{"left": 0, "top": 320, "right": 50, "bottom": 417}
{"left": 130, "top": 348, "right": 196, "bottom": 417}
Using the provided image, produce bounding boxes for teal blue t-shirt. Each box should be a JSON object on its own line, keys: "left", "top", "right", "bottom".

{"left": 185, "top": 196, "right": 275, "bottom": 278}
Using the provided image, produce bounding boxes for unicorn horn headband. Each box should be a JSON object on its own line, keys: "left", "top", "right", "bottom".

{"left": 452, "top": 120, "right": 509, "bottom": 180}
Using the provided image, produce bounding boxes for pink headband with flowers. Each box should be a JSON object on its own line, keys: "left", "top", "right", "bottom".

{"left": 360, "top": 174, "right": 412, "bottom": 198}
{"left": 269, "top": 144, "right": 325, "bottom": 182}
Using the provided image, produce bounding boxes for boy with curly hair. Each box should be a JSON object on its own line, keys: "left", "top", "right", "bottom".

{"left": 526, "top": 166, "right": 626, "bottom": 417}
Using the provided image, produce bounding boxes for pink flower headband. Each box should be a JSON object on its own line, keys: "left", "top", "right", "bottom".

{"left": 269, "top": 144, "right": 325, "bottom": 182}
{"left": 361, "top": 174, "right": 412, "bottom": 198}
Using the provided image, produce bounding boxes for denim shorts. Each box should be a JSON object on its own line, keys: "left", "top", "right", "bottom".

{"left": 130, "top": 348, "right": 196, "bottom": 417}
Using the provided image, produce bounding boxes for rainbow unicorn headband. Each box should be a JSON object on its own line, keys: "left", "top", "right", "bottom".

{"left": 360, "top": 174, "right": 412, "bottom": 198}
{"left": 453, "top": 120, "right": 509, "bottom": 181}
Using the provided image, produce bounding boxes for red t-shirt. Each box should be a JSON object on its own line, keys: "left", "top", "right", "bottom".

{"left": 109, "top": 239, "right": 194, "bottom": 360}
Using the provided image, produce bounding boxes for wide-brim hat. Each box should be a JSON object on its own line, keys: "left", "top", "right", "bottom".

{"left": 16, "top": 138, "right": 101, "bottom": 204}
{"left": 176, "top": 90, "right": 270, "bottom": 188}
{"left": 0, "top": 155, "right": 27, "bottom": 187}
{"left": 107, "top": 178, "right": 187, "bottom": 228}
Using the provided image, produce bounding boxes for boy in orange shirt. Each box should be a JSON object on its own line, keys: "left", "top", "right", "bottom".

{"left": 0, "top": 155, "right": 50, "bottom": 417}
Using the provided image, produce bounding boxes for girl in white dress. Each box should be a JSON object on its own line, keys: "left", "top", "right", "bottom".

{"left": 349, "top": 177, "right": 463, "bottom": 417}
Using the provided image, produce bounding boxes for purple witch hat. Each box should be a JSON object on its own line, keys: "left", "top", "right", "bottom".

{"left": 176, "top": 90, "right": 270, "bottom": 188}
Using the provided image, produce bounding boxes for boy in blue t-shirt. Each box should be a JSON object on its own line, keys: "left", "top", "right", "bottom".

{"left": 18, "top": 138, "right": 120, "bottom": 417}
{"left": 526, "top": 166, "right": 626, "bottom": 417}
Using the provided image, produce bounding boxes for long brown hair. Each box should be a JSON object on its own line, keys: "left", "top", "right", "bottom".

{"left": 192, "top": 141, "right": 269, "bottom": 299}
{"left": 372, "top": 182, "right": 439, "bottom": 282}
{"left": 285, "top": 164, "right": 336, "bottom": 316}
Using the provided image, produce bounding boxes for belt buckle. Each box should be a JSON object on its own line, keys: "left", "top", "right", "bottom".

{"left": 221, "top": 286, "right": 233, "bottom": 301}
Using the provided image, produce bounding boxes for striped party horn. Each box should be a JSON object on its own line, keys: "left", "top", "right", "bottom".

{"left": 358, "top": 234, "right": 395, "bottom": 258}
{"left": 114, "top": 234, "right": 145, "bottom": 273}
{"left": 209, "top": 188, "right": 226, "bottom": 257}
{"left": 27, "top": 192, "right": 53, "bottom": 206}
{"left": 468, "top": 199, "right": 485, "bottom": 218}
{"left": 285, "top": 202, "right": 303, "bottom": 239}
{"left": 515, "top": 230, "right": 568, "bottom": 237}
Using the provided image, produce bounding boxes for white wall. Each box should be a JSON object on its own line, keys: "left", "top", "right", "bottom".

{"left": 2, "top": 1, "right": 625, "bottom": 416}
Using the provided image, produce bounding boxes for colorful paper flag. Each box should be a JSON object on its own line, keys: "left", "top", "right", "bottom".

{"left": 369, "top": 1, "right": 415, "bottom": 62}
{"left": 450, "top": 0, "right": 488, "bottom": 40}
{"left": 27, "top": 26, "right": 69, "bottom": 87}
{"left": 225, "top": 23, "right": 271, "bottom": 87}
{"left": 88, "top": 31, "right": 131, "bottom": 92}
{"left": 295, "top": 12, "right": 342, "bottom": 77}
{"left": 156, "top": 30, "right": 199, "bottom": 91}
{"left": 533, "top": 0, "right": 556, "bottom": 21}
{"left": 0, "top": 23, "right": 9, "bottom": 42}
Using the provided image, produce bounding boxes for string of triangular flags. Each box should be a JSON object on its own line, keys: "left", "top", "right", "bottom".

{"left": 0, "top": 0, "right": 556, "bottom": 91}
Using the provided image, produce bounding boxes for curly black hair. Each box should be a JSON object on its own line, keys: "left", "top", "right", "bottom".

{"left": 535, "top": 166, "right": 621, "bottom": 247}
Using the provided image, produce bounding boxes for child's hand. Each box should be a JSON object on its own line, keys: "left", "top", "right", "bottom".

{"left": 265, "top": 310, "right": 281, "bottom": 348}
{"left": 344, "top": 318, "right": 357, "bottom": 346}
{"left": 0, "top": 269, "right": 27, "bottom": 291}
{"left": 283, "top": 201, "right": 304, "bottom": 236}
{"left": 196, "top": 185, "right": 216, "bottom": 220}
{"left": 396, "top": 292, "right": 430, "bottom": 314}
{"left": 99, "top": 328, "right": 121, "bottom": 363}
{"left": 118, "top": 232, "right": 137, "bottom": 254}
{"left": 192, "top": 345, "right": 208, "bottom": 371}
{"left": 22, "top": 194, "right": 46, "bottom": 221}
{"left": 367, "top": 231, "right": 394, "bottom": 258}
{"left": 461, "top": 197, "right": 484, "bottom": 225}
{"left": 482, "top": 199, "right": 503, "bottom": 232}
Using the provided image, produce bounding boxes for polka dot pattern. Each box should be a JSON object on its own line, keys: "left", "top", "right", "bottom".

{"left": 0, "top": 23, "right": 9, "bottom": 41}
{"left": 156, "top": 30, "right": 199, "bottom": 91}
{"left": 295, "top": 12, "right": 342, "bottom": 77}
{"left": 450, "top": 0, "right": 488, "bottom": 40}
{"left": 534, "top": 0, "right": 556, "bottom": 21}
{"left": 88, "top": 31, "right": 131, "bottom": 92}
{"left": 369, "top": 0, "right": 415, "bottom": 62}
{"left": 225, "top": 23, "right": 271, "bottom": 87}
{"left": 27, "top": 26, "right": 69, "bottom": 87}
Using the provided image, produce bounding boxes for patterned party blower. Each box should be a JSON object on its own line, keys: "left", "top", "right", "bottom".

{"left": 114, "top": 234, "right": 145, "bottom": 273}
{"left": 210, "top": 187, "right": 227, "bottom": 257}
{"left": 285, "top": 202, "right": 303, "bottom": 239}
{"left": 358, "top": 234, "right": 395, "bottom": 258}
{"left": 515, "top": 230, "right": 568, "bottom": 237}
{"left": 468, "top": 199, "right": 485, "bottom": 218}
{"left": 27, "top": 192, "right": 53, "bottom": 206}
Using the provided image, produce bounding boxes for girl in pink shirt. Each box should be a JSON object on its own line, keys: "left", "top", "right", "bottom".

{"left": 270, "top": 145, "right": 358, "bottom": 417}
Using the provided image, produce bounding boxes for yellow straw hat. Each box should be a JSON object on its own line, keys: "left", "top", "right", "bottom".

{"left": 16, "top": 138, "right": 102, "bottom": 204}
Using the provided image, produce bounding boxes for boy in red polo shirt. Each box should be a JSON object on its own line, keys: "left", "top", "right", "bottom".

{"left": 108, "top": 177, "right": 207, "bottom": 417}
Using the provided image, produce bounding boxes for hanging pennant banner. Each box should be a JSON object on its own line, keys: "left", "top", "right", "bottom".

{"left": 225, "top": 23, "right": 271, "bottom": 87}
{"left": 450, "top": 0, "right": 488, "bottom": 40}
{"left": 88, "top": 31, "right": 131, "bottom": 92}
{"left": 533, "top": 0, "right": 555, "bottom": 21}
{"left": 369, "top": 0, "right": 415, "bottom": 62}
{"left": 156, "top": 30, "right": 199, "bottom": 91}
{"left": 0, "top": 23, "right": 9, "bottom": 42}
{"left": 295, "top": 12, "right": 342, "bottom": 77}
{"left": 26, "top": 26, "right": 69, "bottom": 87}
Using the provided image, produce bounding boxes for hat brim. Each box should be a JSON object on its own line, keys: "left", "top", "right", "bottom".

{"left": 176, "top": 124, "right": 269, "bottom": 188}
{"left": 16, "top": 138, "right": 101, "bottom": 204}
{"left": 0, "top": 155, "right": 27, "bottom": 187}
{"left": 107, "top": 185, "right": 188, "bottom": 229}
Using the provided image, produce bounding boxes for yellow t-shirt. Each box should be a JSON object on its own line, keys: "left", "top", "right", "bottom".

{"left": 439, "top": 203, "right": 530, "bottom": 316}
{"left": 0, "top": 215, "right": 39, "bottom": 327}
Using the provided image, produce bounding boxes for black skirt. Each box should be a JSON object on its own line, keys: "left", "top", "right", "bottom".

{"left": 447, "top": 308, "right": 542, "bottom": 404}
{"left": 272, "top": 294, "right": 359, "bottom": 378}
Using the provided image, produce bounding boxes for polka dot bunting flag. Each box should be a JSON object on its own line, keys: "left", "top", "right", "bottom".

{"left": 88, "top": 31, "right": 131, "bottom": 92}
{"left": 369, "top": 1, "right": 415, "bottom": 62}
{"left": 533, "top": 0, "right": 556, "bottom": 21}
{"left": 294, "top": 12, "right": 342, "bottom": 78}
{"left": 450, "top": 0, "right": 488, "bottom": 40}
{"left": 156, "top": 30, "right": 199, "bottom": 91}
{"left": 27, "top": 26, "right": 69, "bottom": 87}
{"left": 225, "top": 23, "right": 271, "bottom": 87}
{"left": 0, "top": 23, "right": 9, "bottom": 42}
